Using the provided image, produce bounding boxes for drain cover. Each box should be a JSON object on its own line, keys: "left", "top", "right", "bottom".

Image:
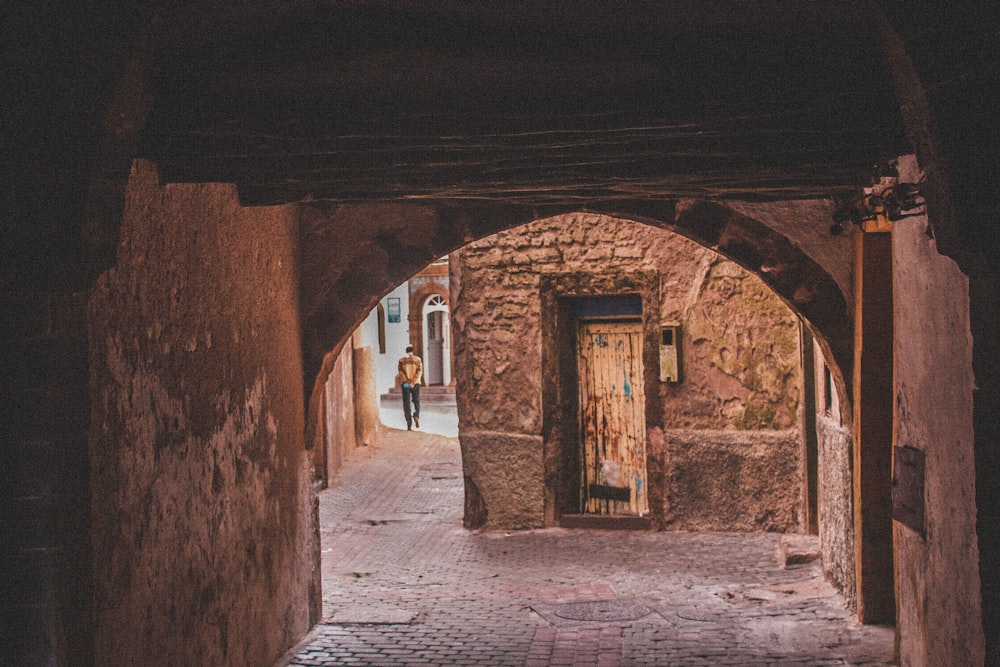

{"left": 552, "top": 599, "right": 652, "bottom": 622}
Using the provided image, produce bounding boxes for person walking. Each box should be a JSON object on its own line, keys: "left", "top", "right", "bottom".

{"left": 397, "top": 345, "right": 423, "bottom": 430}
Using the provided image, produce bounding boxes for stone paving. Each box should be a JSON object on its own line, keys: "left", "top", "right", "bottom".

{"left": 280, "top": 428, "right": 895, "bottom": 666}
{"left": 379, "top": 400, "right": 458, "bottom": 438}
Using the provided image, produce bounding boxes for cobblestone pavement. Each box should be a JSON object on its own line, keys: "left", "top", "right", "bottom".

{"left": 281, "top": 429, "right": 895, "bottom": 666}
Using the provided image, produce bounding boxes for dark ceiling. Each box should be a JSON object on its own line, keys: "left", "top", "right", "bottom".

{"left": 140, "top": 1, "right": 909, "bottom": 206}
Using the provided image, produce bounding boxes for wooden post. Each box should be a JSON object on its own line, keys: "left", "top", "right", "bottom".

{"left": 800, "top": 324, "right": 820, "bottom": 534}
{"left": 852, "top": 225, "right": 897, "bottom": 624}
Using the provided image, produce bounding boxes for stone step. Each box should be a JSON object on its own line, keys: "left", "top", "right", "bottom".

{"left": 380, "top": 385, "right": 456, "bottom": 404}
{"left": 558, "top": 514, "right": 653, "bottom": 531}
{"left": 778, "top": 533, "right": 821, "bottom": 567}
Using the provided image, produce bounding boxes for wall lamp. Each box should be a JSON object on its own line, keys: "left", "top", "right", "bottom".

{"left": 830, "top": 162, "right": 926, "bottom": 235}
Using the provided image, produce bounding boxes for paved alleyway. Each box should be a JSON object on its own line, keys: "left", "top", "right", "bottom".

{"left": 281, "top": 429, "right": 895, "bottom": 666}
{"left": 379, "top": 401, "right": 458, "bottom": 438}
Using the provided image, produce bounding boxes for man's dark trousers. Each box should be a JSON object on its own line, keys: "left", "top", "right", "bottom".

{"left": 402, "top": 383, "right": 420, "bottom": 428}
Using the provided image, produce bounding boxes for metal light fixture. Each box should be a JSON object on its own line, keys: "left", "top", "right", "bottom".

{"left": 830, "top": 161, "right": 926, "bottom": 235}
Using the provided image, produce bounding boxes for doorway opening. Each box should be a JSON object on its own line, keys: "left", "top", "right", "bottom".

{"left": 423, "top": 294, "right": 451, "bottom": 387}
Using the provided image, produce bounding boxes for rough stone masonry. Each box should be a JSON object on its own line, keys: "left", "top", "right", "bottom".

{"left": 451, "top": 213, "right": 806, "bottom": 533}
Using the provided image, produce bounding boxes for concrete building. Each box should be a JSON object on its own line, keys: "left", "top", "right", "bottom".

{"left": 4, "top": 4, "right": 1000, "bottom": 666}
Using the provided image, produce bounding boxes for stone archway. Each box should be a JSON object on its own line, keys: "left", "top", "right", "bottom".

{"left": 448, "top": 212, "right": 845, "bottom": 537}
{"left": 299, "top": 200, "right": 852, "bottom": 405}
{"left": 398, "top": 204, "right": 894, "bottom": 635}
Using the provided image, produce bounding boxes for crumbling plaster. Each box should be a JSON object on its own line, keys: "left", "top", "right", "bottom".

{"left": 893, "top": 209, "right": 984, "bottom": 665}
{"left": 88, "top": 160, "right": 318, "bottom": 665}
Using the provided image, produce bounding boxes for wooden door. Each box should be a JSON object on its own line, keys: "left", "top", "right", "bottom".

{"left": 577, "top": 320, "right": 648, "bottom": 515}
{"left": 425, "top": 310, "right": 444, "bottom": 385}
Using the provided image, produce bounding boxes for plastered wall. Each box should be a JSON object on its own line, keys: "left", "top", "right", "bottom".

{"left": 321, "top": 347, "right": 357, "bottom": 484}
{"left": 357, "top": 282, "right": 412, "bottom": 395}
{"left": 87, "top": 160, "right": 319, "bottom": 665}
{"left": 318, "top": 340, "right": 381, "bottom": 487}
{"left": 893, "top": 212, "right": 985, "bottom": 664}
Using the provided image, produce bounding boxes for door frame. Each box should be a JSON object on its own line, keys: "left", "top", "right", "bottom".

{"left": 539, "top": 271, "right": 663, "bottom": 527}
{"left": 422, "top": 294, "right": 450, "bottom": 386}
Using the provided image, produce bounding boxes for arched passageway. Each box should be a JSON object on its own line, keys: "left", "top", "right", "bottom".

{"left": 300, "top": 211, "right": 885, "bottom": 665}
{"left": 5, "top": 3, "right": 999, "bottom": 667}
{"left": 73, "top": 142, "right": 973, "bottom": 666}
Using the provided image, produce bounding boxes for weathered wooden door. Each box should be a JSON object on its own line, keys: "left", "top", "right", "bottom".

{"left": 577, "top": 320, "right": 648, "bottom": 515}
{"left": 423, "top": 294, "right": 450, "bottom": 385}
{"left": 425, "top": 310, "right": 444, "bottom": 385}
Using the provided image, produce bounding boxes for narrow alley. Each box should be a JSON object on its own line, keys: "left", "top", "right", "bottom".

{"left": 280, "top": 427, "right": 895, "bottom": 667}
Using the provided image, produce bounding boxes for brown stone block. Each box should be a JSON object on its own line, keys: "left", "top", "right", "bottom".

{"left": 663, "top": 429, "right": 803, "bottom": 532}
{"left": 459, "top": 430, "right": 545, "bottom": 530}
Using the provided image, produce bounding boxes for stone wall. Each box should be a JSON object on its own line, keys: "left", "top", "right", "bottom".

{"left": 452, "top": 213, "right": 804, "bottom": 531}
{"left": 667, "top": 259, "right": 801, "bottom": 430}
{"left": 459, "top": 432, "right": 546, "bottom": 529}
{"left": 817, "top": 415, "right": 855, "bottom": 609}
{"left": 87, "top": 160, "right": 319, "bottom": 665}
{"left": 662, "top": 429, "right": 803, "bottom": 531}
